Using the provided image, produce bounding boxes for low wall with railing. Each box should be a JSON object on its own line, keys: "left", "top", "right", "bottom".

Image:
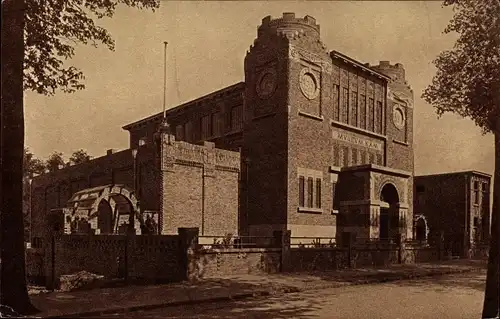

{"left": 26, "top": 229, "right": 449, "bottom": 287}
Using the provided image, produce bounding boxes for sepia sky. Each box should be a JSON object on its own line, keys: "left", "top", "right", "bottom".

{"left": 24, "top": 1, "right": 494, "bottom": 177}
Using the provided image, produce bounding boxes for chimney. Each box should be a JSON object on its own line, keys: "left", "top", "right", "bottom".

{"left": 107, "top": 149, "right": 116, "bottom": 156}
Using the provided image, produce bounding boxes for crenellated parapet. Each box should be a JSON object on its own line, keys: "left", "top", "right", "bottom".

{"left": 247, "top": 13, "right": 328, "bottom": 57}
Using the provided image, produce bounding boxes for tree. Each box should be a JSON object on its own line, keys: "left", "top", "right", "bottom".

{"left": 69, "top": 149, "right": 92, "bottom": 166}
{"left": 23, "top": 148, "right": 46, "bottom": 177}
{"left": 422, "top": 1, "right": 500, "bottom": 317}
{"left": 46, "top": 151, "right": 65, "bottom": 172}
{"left": 1, "top": 0, "right": 159, "bottom": 315}
{"left": 24, "top": 0, "right": 159, "bottom": 95}
{"left": 22, "top": 148, "right": 45, "bottom": 242}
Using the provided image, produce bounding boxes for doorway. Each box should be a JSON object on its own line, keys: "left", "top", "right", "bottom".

{"left": 379, "top": 208, "right": 389, "bottom": 239}
{"left": 379, "top": 183, "right": 400, "bottom": 240}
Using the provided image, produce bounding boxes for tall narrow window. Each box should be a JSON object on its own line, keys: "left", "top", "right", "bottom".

{"left": 360, "top": 150, "right": 366, "bottom": 164}
{"left": 212, "top": 112, "right": 221, "bottom": 137}
{"left": 201, "top": 114, "right": 211, "bottom": 139}
{"left": 368, "top": 98, "right": 374, "bottom": 132}
{"left": 315, "top": 178, "right": 322, "bottom": 208}
{"left": 360, "top": 95, "right": 366, "bottom": 129}
{"left": 333, "top": 144, "right": 340, "bottom": 167}
{"left": 175, "top": 125, "right": 184, "bottom": 141}
{"left": 185, "top": 121, "right": 193, "bottom": 142}
{"left": 342, "top": 88, "right": 349, "bottom": 123}
{"left": 351, "top": 92, "right": 358, "bottom": 126}
{"left": 352, "top": 148, "right": 358, "bottom": 165}
{"left": 342, "top": 146, "right": 349, "bottom": 167}
{"left": 307, "top": 177, "right": 314, "bottom": 208}
{"left": 376, "top": 101, "right": 383, "bottom": 134}
{"left": 230, "top": 105, "right": 243, "bottom": 131}
{"left": 333, "top": 85, "right": 340, "bottom": 121}
{"left": 299, "top": 176, "right": 305, "bottom": 207}
{"left": 474, "top": 181, "right": 479, "bottom": 205}
{"left": 332, "top": 182, "right": 337, "bottom": 210}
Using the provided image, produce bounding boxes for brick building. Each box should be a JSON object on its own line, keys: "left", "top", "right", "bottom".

{"left": 414, "top": 171, "right": 491, "bottom": 257}
{"left": 31, "top": 13, "right": 416, "bottom": 244}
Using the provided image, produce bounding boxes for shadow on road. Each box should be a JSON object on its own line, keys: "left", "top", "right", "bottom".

{"left": 386, "top": 269, "right": 486, "bottom": 292}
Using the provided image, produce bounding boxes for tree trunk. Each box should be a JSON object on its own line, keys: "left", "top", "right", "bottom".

{"left": 0, "top": 0, "right": 38, "bottom": 315}
{"left": 482, "top": 116, "right": 500, "bottom": 319}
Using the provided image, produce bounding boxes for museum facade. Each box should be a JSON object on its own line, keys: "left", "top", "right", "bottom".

{"left": 31, "top": 13, "right": 416, "bottom": 245}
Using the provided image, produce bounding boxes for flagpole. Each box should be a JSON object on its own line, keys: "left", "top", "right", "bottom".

{"left": 163, "top": 41, "right": 168, "bottom": 120}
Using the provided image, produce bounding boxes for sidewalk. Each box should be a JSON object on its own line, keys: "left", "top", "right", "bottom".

{"left": 29, "top": 259, "right": 486, "bottom": 318}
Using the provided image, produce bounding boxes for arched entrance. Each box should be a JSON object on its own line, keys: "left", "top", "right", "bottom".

{"left": 414, "top": 215, "right": 429, "bottom": 242}
{"left": 97, "top": 199, "right": 113, "bottom": 234}
{"left": 379, "top": 183, "right": 400, "bottom": 240}
{"left": 64, "top": 184, "right": 142, "bottom": 235}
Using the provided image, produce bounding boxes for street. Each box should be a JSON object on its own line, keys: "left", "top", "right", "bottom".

{"left": 98, "top": 270, "right": 486, "bottom": 319}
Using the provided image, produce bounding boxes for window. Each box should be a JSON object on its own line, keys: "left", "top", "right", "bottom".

{"left": 201, "top": 115, "right": 211, "bottom": 139}
{"left": 307, "top": 177, "right": 314, "bottom": 208}
{"left": 474, "top": 181, "right": 479, "bottom": 205}
{"left": 342, "top": 88, "right": 349, "bottom": 123}
{"left": 376, "top": 101, "right": 383, "bottom": 133}
{"left": 175, "top": 125, "right": 184, "bottom": 141}
{"left": 474, "top": 217, "right": 479, "bottom": 227}
{"left": 368, "top": 98, "right": 374, "bottom": 131}
{"left": 230, "top": 105, "right": 243, "bottom": 131}
{"left": 360, "top": 95, "right": 366, "bottom": 129}
{"left": 212, "top": 112, "right": 221, "bottom": 137}
{"left": 299, "top": 176, "right": 305, "bottom": 207}
{"left": 315, "top": 178, "right": 322, "bottom": 208}
{"left": 360, "top": 150, "right": 366, "bottom": 164}
{"left": 332, "top": 182, "right": 337, "bottom": 209}
{"left": 185, "top": 121, "right": 193, "bottom": 142}
{"left": 333, "top": 144, "right": 340, "bottom": 167}
{"left": 351, "top": 92, "right": 358, "bottom": 126}
{"left": 352, "top": 148, "right": 358, "bottom": 165}
{"left": 342, "top": 146, "right": 349, "bottom": 167}
{"left": 333, "top": 85, "right": 340, "bottom": 121}
{"left": 481, "top": 183, "right": 488, "bottom": 192}
{"left": 138, "top": 137, "right": 147, "bottom": 147}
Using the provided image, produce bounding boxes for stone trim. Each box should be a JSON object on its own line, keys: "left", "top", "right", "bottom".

{"left": 252, "top": 112, "right": 276, "bottom": 121}
{"left": 297, "top": 167, "right": 323, "bottom": 179}
{"left": 215, "top": 166, "right": 240, "bottom": 173}
{"left": 339, "top": 164, "right": 411, "bottom": 178}
{"left": 330, "top": 120, "right": 387, "bottom": 141}
{"left": 297, "top": 207, "right": 323, "bottom": 214}
{"left": 298, "top": 111, "right": 324, "bottom": 121}
{"left": 393, "top": 139, "right": 409, "bottom": 146}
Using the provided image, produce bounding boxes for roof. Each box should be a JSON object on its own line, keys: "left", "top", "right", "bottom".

{"left": 415, "top": 170, "right": 492, "bottom": 179}
{"left": 122, "top": 82, "right": 245, "bottom": 131}
{"left": 330, "top": 50, "right": 391, "bottom": 81}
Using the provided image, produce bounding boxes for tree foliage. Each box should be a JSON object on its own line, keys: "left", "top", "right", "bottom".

{"left": 46, "top": 151, "right": 65, "bottom": 172}
{"left": 24, "top": 0, "right": 160, "bottom": 95}
{"left": 69, "top": 149, "right": 92, "bottom": 165}
{"left": 422, "top": 0, "right": 500, "bottom": 133}
{"left": 23, "top": 147, "right": 46, "bottom": 177}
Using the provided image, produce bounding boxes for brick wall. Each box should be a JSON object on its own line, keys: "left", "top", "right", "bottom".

{"left": 124, "top": 83, "right": 245, "bottom": 151}
{"left": 160, "top": 135, "right": 240, "bottom": 236}
{"left": 39, "top": 232, "right": 192, "bottom": 288}
{"left": 189, "top": 248, "right": 281, "bottom": 278}
{"left": 31, "top": 145, "right": 160, "bottom": 244}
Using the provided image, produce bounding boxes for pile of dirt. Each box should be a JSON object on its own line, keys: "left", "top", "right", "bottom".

{"left": 59, "top": 271, "right": 105, "bottom": 292}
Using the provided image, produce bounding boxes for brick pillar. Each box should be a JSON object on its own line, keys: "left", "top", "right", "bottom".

{"left": 178, "top": 227, "right": 199, "bottom": 281}
{"left": 160, "top": 133, "right": 176, "bottom": 234}
{"left": 275, "top": 230, "right": 291, "bottom": 273}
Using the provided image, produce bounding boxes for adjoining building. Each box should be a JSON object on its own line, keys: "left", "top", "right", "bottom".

{"left": 31, "top": 13, "right": 417, "bottom": 247}
{"left": 414, "top": 171, "right": 491, "bottom": 257}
